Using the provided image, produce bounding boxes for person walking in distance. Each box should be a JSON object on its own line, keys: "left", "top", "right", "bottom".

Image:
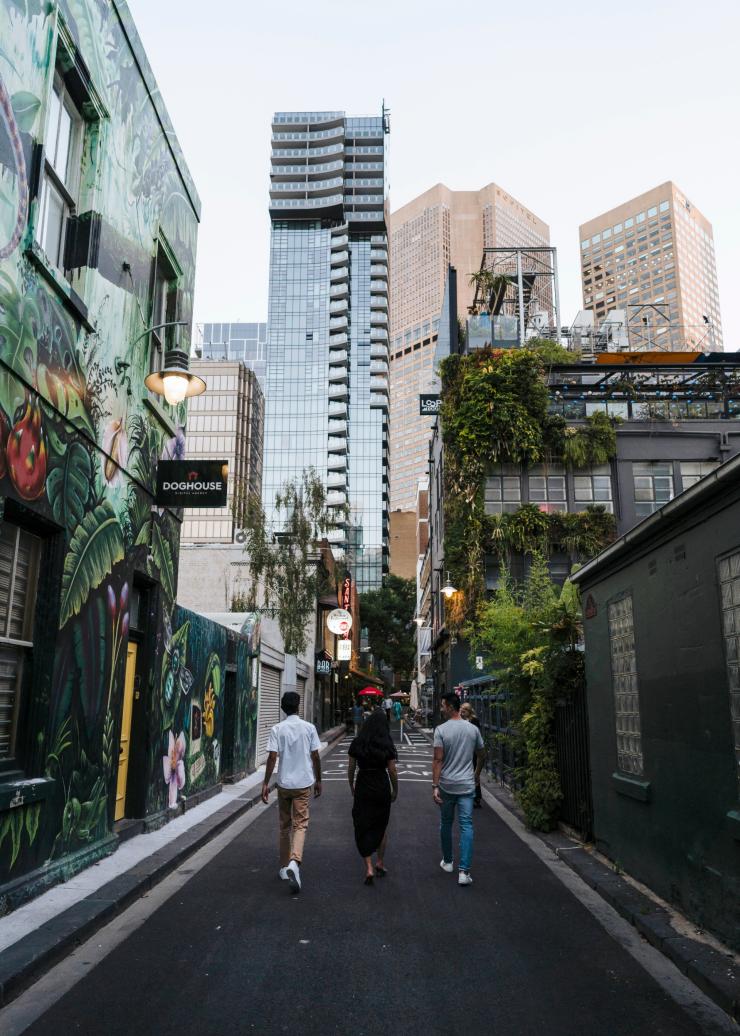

{"left": 351, "top": 699, "right": 364, "bottom": 734}
{"left": 460, "top": 702, "right": 483, "bottom": 807}
{"left": 433, "top": 692, "right": 485, "bottom": 886}
{"left": 261, "top": 692, "right": 322, "bottom": 893}
{"left": 383, "top": 693, "right": 393, "bottom": 723}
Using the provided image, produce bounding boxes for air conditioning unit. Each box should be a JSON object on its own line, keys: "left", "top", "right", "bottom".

{"left": 233, "top": 528, "right": 247, "bottom": 545}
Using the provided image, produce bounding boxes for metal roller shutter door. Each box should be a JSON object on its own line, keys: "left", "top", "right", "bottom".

{"left": 257, "top": 665, "right": 281, "bottom": 763}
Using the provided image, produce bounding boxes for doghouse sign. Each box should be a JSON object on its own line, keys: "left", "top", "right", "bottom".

{"left": 156, "top": 460, "right": 228, "bottom": 507}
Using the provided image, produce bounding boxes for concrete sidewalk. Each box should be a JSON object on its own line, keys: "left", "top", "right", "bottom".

{"left": 0, "top": 725, "right": 345, "bottom": 1006}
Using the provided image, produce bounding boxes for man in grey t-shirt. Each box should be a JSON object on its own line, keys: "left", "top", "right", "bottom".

{"left": 433, "top": 692, "right": 485, "bottom": 885}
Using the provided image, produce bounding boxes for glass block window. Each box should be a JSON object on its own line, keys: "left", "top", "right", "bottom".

{"left": 484, "top": 464, "right": 521, "bottom": 514}
{"left": 528, "top": 464, "right": 566, "bottom": 514}
{"left": 573, "top": 464, "right": 614, "bottom": 513}
{"left": 0, "top": 521, "right": 41, "bottom": 761}
{"left": 680, "top": 460, "right": 718, "bottom": 491}
{"left": 718, "top": 551, "right": 740, "bottom": 798}
{"left": 633, "top": 461, "right": 674, "bottom": 517}
{"left": 607, "top": 595, "right": 644, "bottom": 775}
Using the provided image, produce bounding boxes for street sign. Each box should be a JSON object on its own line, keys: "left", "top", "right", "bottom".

{"left": 327, "top": 608, "right": 352, "bottom": 635}
{"left": 341, "top": 573, "right": 352, "bottom": 611}
{"left": 475, "top": 656, "right": 484, "bottom": 670}
{"left": 156, "top": 460, "right": 228, "bottom": 507}
{"left": 419, "top": 393, "right": 441, "bottom": 416}
{"left": 337, "top": 639, "right": 352, "bottom": 661}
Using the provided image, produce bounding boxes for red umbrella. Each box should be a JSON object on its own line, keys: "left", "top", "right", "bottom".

{"left": 358, "top": 687, "right": 383, "bottom": 696}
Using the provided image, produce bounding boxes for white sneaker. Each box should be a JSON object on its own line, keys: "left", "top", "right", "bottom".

{"left": 286, "top": 860, "right": 301, "bottom": 893}
{"left": 440, "top": 860, "right": 454, "bottom": 873}
{"left": 279, "top": 867, "right": 289, "bottom": 881}
{"left": 458, "top": 871, "right": 473, "bottom": 886}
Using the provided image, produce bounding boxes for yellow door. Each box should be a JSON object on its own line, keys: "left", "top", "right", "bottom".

{"left": 115, "top": 642, "right": 138, "bottom": 821}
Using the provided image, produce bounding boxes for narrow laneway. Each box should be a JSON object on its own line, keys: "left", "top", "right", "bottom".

{"left": 5, "top": 734, "right": 731, "bottom": 1036}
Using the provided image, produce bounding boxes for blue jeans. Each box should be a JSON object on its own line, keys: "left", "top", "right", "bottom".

{"left": 440, "top": 790, "right": 475, "bottom": 871}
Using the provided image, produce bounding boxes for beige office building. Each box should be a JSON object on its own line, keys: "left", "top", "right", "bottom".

{"left": 579, "top": 182, "right": 723, "bottom": 351}
{"left": 389, "top": 183, "right": 550, "bottom": 512}
{"left": 180, "top": 360, "right": 264, "bottom": 543}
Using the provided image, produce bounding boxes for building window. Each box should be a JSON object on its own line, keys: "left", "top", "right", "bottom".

{"left": 528, "top": 464, "right": 566, "bottom": 513}
{"left": 632, "top": 461, "right": 674, "bottom": 517}
{"left": 607, "top": 594, "right": 644, "bottom": 776}
{"left": 573, "top": 465, "right": 613, "bottom": 513}
{"left": 36, "top": 70, "right": 84, "bottom": 271}
{"left": 679, "top": 460, "right": 718, "bottom": 491}
{"left": 150, "top": 241, "right": 180, "bottom": 381}
{"left": 0, "top": 521, "right": 41, "bottom": 762}
{"left": 484, "top": 465, "right": 521, "bottom": 514}
{"left": 718, "top": 551, "right": 740, "bottom": 798}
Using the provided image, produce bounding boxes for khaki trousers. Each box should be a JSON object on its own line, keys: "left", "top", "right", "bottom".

{"left": 277, "top": 786, "right": 311, "bottom": 866}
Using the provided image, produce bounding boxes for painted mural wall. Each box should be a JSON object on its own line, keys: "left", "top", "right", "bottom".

{"left": 0, "top": 1, "right": 256, "bottom": 908}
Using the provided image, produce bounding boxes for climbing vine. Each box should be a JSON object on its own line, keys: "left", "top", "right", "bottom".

{"left": 439, "top": 345, "right": 618, "bottom": 627}
{"left": 439, "top": 346, "right": 618, "bottom": 831}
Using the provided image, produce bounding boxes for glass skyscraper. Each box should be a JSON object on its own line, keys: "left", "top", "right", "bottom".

{"left": 263, "top": 110, "right": 390, "bottom": 591}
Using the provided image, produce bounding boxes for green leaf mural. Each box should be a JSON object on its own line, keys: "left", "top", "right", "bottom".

{"left": 0, "top": 271, "right": 39, "bottom": 417}
{"left": 10, "top": 90, "right": 40, "bottom": 132}
{"left": 46, "top": 442, "right": 93, "bottom": 534}
{"left": 24, "top": 802, "right": 40, "bottom": 844}
{"left": 148, "top": 521, "right": 175, "bottom": 609}
{"left": 60, "top": 502, "right": 124, "bottom": 627}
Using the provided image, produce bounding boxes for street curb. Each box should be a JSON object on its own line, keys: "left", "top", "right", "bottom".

{"left": 0, "top": 725, "right": 346, "bottom": 1009}
{"left": 484, "top": 779, "right": 740, "bottom": 1023}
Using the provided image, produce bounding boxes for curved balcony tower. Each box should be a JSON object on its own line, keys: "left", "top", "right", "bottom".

{"left": 263, "top": 108, "right": 391, "bottom": 590}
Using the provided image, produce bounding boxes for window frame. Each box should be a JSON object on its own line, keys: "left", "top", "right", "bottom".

{"left": 35, "top": 70, "right": 85, "bottom": 273}
{"left": 607, "top": 592, "right": 644, "bottom": 776}
{"left": 149, "top": 236, "right": 183, "bottom": 384}
{"left": 0, "top": 520, "right": 42, "bottom": 768}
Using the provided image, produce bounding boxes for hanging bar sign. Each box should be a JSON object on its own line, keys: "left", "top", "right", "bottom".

{"left": 156, "top": 460, "right": 228, "bottom": 507}
{"left": 419, "top": 394, "right": 441, "bottom": 415}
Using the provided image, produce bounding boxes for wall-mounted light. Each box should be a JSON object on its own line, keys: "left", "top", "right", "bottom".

{"left": 145, "top": 347, "right": 206, "bottom": 406}
{"left": 132, "top": 319, "right": 207, "bottom": 407}
{"left": 413, "top": 615, "right": 425, "bottom": 627}
{"left": 440, "top": 572, "right": 457, "bottom": 598}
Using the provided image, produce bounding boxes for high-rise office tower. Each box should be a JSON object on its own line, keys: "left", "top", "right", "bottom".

{"left": 195, "top": 322, "right": 268, "bottom": 387}
{"left": 181, "top": 360, "right": 264, "bottom": 543}
{"left": 389, "top": 183, "right": 550, "bottom": 511}
{"left": 264, "top": 110, "right": 390, "bottom": 591}
{"left": 579, "top": 182, "right": 723, "bottom": 351}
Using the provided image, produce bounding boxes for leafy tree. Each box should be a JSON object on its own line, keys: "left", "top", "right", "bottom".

{"left": 470, "top": 555, "right": 587, "bottom": 830}
{"left": 234, "top": 468, "right": 335, "bottom": 656}
{"left": 359, "top": 575, "right": 416, "bottom": 682}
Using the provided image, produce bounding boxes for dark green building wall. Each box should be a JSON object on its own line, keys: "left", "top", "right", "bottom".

{"left": 577, "top": 482, "right": 740, "bottom": 951}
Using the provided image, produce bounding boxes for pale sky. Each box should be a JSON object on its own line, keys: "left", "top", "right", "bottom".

{"left": 128, "top": 0, "right": 740, "bottom": 348}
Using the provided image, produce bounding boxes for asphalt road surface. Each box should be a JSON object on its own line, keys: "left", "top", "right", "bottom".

{"left": 3, "top": 731, "right": 733, "bottom": 1036}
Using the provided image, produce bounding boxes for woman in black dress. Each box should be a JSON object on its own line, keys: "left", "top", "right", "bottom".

{"left": 347, "top": 709, "right": 398, "bottom": 884}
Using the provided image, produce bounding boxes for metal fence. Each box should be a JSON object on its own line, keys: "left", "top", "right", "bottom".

{"left": 553, "top": 684, "right": 594, "bottom": 841}
{"left": 467, "top": 687, "right": 522, "bottom": 790}
{"left": 468, "top": 681, "right": 594, "bottom": 841}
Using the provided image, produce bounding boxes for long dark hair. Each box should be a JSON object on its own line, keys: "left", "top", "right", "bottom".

{"left": 348, "top": 709, "right": 397, "bottom": 767}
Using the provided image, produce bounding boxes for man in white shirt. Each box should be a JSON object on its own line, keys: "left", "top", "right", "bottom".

{"left": 383, "top": 695, "right": 393, "bottom": 722}
{"left": 261, "top": 691, "right": 322, "bottom": 893}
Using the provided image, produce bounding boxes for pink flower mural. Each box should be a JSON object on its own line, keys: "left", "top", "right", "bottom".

{"left": 163, "top": 731, "right": 186, "bottom": 808}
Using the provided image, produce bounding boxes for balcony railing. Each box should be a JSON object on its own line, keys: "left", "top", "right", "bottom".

{"left": 331, "top": 250, "right": 349, "bottom": 267}
{"left": 270, "top": 194, "right": 343, "bottom": 210}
